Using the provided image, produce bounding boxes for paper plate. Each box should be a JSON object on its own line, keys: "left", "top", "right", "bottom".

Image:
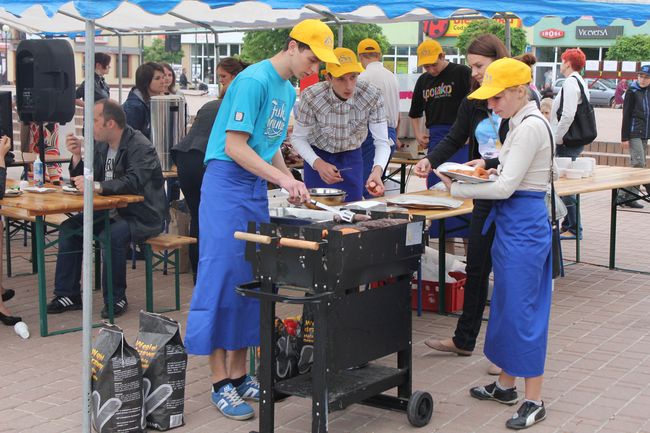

{"left": 62, "top": 185, "right": 82, "bottom": 194}
{"left": 438, "top": 162, "right": 495, "bottom": 184}
{"left": 22, "top": 186, "right": 57, "bottom": 194}
{"left": 4, "top": 189, "right": 22, "bottom": 196}
{"left": 387, "top": 195, "right": 464, "bottom": 210}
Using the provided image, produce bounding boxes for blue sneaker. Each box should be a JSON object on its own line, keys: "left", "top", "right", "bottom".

{"left": 236, "top": 375, "right": 260, "bottom": 401}
{"left": 211, "top": 383, "right": 254, "bottom": 420}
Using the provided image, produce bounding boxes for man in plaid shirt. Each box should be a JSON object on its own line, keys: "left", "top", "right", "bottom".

{"left": 292, "top": 47, "right": 391, "bottom": 201}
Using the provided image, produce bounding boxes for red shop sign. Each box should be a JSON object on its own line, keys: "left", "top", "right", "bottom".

{"left": 540, "top": 28, "right": 565, "bottom": 39}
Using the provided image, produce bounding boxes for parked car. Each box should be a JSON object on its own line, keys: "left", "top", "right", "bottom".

{"left": 552, "top": 78, "right": 616, "bottom": 107}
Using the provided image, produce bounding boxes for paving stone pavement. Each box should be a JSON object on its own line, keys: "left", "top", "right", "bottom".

{"left": 2, "top": 187, "right": 650, "bottom": 433}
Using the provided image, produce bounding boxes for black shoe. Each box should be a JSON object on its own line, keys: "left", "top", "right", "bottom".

{"left": 0, "top": 312, "right": 22, "bottom": 326}
{"left": 625, "top": 200, "right": 644, "bottom": 209}
{"left": 46, "top": 295, "right": 82, "bottom": 314}
{"left": 470, "top": 382, "right": 519, "bottom": 405}
{"left": 101, "top": 299, "right": 128, "bottom": 319}
{"left": 1, "top": 289, "right": 15, "bottom": 302}
{"left": 506, "top": 401, "right": 546, "bottom": 430}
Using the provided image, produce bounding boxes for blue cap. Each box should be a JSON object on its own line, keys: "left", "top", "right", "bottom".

{"left": 640, "top": 65, "right": 650, "bottom": 76}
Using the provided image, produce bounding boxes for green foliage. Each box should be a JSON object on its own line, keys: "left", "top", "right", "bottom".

{"left": 456, "top": 20, "right": 527, "bottom": 56}
{"left": 143, "top": 38, "right": 183, "bottom": 64}
{"left": 241, "top": 23, "right": 390, "bottom": 64}
{"left": 606, "top": 35, "right": 650, "bottom": 61}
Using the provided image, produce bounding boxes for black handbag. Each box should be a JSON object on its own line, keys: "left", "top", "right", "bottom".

{"left": 556, "top": 76, "right": 597, "bottom": 147}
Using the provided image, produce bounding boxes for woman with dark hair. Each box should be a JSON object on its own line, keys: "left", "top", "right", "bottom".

{"left": 552, "top": 48, "right": 590, "bottom": 235}
{"left": 171, "top": 57, "right": 249, "bottom": 282}
{"left": 217, "top": 58, "right": 249, "bottom": 98}
{"left": 122, "top": 61, "right": 166, "bottom": 139}
{"left": 413, "top": 34, "right": 509, "bottom": 367}
{"left": 160, "top": 62, "right": 178, "bottom": 95}
{"left": 75, "top": 52, "right": 111, "bottom": 107}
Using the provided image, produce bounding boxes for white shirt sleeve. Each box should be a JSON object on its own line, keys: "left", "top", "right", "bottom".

{"left": 554, "top": 75, "right": 581, "bottom": 144}
{"left": 369, "top": 120, "right": 391, "bottom": 169}
{"left": 290, "top": 123, "right": 320, "bottom": 167}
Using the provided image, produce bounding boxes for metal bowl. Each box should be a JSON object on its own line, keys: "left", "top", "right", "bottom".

{"left": 305, "top": 188, "right": 347, "bottom": 209}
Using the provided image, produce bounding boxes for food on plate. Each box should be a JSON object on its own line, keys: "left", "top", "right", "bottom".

{"left": 447, "top": 167, "right": 490, "bottom": 179}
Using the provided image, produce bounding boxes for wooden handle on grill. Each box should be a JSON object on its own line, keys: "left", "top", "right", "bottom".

{"left": 234, "top": 231, "right": 272, "bottom": 244}
{"left": 279, "top": 237, "right": 320, "bottom": 251}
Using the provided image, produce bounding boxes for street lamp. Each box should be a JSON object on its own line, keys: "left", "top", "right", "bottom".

{"left": 1, "top": 24, "right": 9, "bottom": 85}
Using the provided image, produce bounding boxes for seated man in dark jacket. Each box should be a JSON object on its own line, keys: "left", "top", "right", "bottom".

{"left": 47, "top": 99, "right": 168, "bottom": 318}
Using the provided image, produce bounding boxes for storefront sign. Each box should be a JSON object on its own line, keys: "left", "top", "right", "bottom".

{"left": 575, "top": 26, "right": 624, "bottom": 39}
{"left": 540, "top": 28, "right": 565, "bottom": 39}
{"left": 423, "top": 17, "right": 522, "bottom": 38}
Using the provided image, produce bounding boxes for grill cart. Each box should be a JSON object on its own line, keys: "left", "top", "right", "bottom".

{"left": 235, "top": 211, "right": 434, "bottom": 432}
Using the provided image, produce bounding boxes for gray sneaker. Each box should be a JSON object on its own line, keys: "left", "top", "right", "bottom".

{"left": 470, "top": 382, "right": 519, "bottom": 405}
{"left": 505, "top": 401, "right": 546, "bottom": 430}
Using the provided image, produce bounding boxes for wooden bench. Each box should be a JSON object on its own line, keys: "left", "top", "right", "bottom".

{"left": 0, "top": 208, "right": 69, "bottom": 277}
{"left": 144, "top": 233, "right": 197, "bottom": 313}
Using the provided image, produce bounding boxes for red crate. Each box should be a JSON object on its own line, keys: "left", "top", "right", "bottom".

{"left": 411, "top": 271, "right": 466, "bottom": 313}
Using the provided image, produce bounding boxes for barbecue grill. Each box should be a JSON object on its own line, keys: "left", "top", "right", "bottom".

{"left": 236, "top": 210, "right": 434, "bottom": 432}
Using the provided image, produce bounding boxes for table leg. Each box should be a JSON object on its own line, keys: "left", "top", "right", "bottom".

{"left": 35, "top": 216, "right": 48, "bottom": 337}
{"left": 438, "top": 220, "right": 446, "bottom": 315}
{"left": 103, "top": 211, "right": 114, "bottom": 322}
{"left": 609, "top": 188, "right": 618, "bottom": 269}
{"left": 575, "top": 194, "right": 581, "bottom": 263}
{"left": 400, "top": 164, "right": 406, "bottom": 194}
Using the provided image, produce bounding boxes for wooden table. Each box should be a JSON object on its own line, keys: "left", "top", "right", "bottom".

{"left": 385, "top": 157, "right": 420, "bottom": 193}
{"left": 0, "top": 181, "right": 143, "bottom": 336}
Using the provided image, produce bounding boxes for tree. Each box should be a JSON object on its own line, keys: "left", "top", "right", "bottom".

{"left": 606, "top": 35, "right": 650, "bottom": 61}
{"left": 456, "top": 20, "right": 527, "bottom": 56}
{"left": 241, "top": 23, "right": 390, "bottom": 64}
{"left": 143, "top": 38, "right": 183, "bottom": 64}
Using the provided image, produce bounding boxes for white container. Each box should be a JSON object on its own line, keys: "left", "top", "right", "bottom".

{"left": 33, "top": 155, "right": 44, "bottom": 187}
{"left": 557, "top": 168, "right": 567, "bottom": 178}
{"left": 19, "top": 180, "right": 29, "bottom": 190}
{"left": 576, "top": 157, "right": 596, "bottom": 171}
{"left": 555, "top": 157, "right": 572, "bottom": 169}
{"left": 14, "top": 321, "right": 29, "bottom": 339}
{"left": 565, "top": 168, "right": 583, "bottom": 179}
{"left": 572, "top": 159, "right": 592, "bottom": 177}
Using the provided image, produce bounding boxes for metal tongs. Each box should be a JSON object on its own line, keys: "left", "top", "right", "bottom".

{"left": 309, "top": 199, "right": 355, "bottom": 223}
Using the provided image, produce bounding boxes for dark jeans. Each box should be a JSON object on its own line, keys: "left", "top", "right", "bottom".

{"left": 174, "top": 149, "right": 206, "bottom": 282}
{"left": 556, "top": 144, "right": 584, "bottom": 235}
{"left": 452, "top": 199, "right": 495, "bottom": 352}
{"left": 54, "top": 213, "right": 131, "bottom": 304}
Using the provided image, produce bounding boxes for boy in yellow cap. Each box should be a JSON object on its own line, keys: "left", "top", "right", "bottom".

{"left": 357, "top": 38, "right": 400, "bottom": 198}
{"left": 292, "top": 47, "right": 391, "bottom": 201}
{"left": 409, "top": 38, "right": 471, "bottom": 239}
{"left": 185, "top": 18, "right": 337, "bottom": 422}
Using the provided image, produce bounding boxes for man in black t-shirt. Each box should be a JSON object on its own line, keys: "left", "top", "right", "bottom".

{"left": 408, "top": 39, "right": 471, "bottom": 189}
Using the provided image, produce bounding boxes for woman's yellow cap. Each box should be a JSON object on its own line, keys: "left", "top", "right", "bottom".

{"left": 468, "top": 58, "right": 532, "bottom": 100}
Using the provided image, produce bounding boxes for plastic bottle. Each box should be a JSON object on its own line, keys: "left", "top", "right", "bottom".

{"left": 34, "top": 155, "right": 44, "bottom": 187}
{"left": 14, "top": 321, "right": 30, "bottom": 339}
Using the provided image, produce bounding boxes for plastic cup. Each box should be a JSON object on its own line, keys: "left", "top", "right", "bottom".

{"left": 19, "top": 180, "right": 29, "bottom": 191}
{"left": 14, "top": 321, "right": 30, "bottom": 339}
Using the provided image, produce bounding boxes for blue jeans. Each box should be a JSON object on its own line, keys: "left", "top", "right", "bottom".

{"left": 54, "top": 213, "right": 131, "bottom": 304}
{"left": 361, "top": 127, "right": 397, "bottom": 199}
{"left": 556, "top": 144, "right": 584, "bottom": 235}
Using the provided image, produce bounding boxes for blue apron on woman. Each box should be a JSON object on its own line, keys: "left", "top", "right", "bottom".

{"left": 185, "top": 160, "right": 268, "bottom": 355}
{"left": 428, "top": 124, "right": 471, "bottom": 238}
{"left": 482, "top": 190, "right": 552, "bottom": 378}
{"left": 303, "top": 146, "right": 364, "bottom": 202}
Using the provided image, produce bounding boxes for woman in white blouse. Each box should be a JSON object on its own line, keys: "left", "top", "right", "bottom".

{"left": 436, "top": 58, "right": 553, "bottom": 430}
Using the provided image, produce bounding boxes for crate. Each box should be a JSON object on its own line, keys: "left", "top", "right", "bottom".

{"left": 411, "top": 271, "right": 466, "bottom": 313}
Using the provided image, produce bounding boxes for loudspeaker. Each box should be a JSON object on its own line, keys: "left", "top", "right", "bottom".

{"left": 15, "top": 39, "right": 75, "bottom": 124}
{"left": 165, "top": 34, "right": 181, "bottom": 52}
{"left": 0, "top": 91, "right": 12, "bottom": 140}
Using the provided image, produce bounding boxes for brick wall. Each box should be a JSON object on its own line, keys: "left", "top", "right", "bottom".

{"left": 582, "top": 141, "right": 644, "bottom": 167}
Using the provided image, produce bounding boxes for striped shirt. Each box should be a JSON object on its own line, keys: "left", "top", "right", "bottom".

{"left": 294, "top": 80, "right": 386, "bottom": 153}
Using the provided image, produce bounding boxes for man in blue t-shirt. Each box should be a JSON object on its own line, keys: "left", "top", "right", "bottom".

{"left": 185, "top": 19, "right": 339, "bottom": 422}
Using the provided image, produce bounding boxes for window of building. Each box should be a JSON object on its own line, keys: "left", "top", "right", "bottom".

{"left": 580, "top": 47, "right": 601, "bottom": 61}
{"left": 189, "top": 42, "right": 242, "bottom": 83}
{"left": 535, "top": 47, "right": 556, "bottom": 63}
{"left": 115, "top": 54, "right": 129, "bottom": 79}
{"left": 382, "top": 45, "right": 417, "bottom": 74}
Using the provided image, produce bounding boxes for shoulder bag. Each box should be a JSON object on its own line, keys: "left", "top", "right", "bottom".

{"left": 556, "top": 76, "right": 597, "bottom": 147}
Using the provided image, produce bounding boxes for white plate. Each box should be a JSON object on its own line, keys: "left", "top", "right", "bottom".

{"left": 22, "top": 186, "right": 57, "bottom": 194}
{"left": 438, "top": 162, "right": 495, "bottom": 184}
{"left": 387, "top": 195, "right": 464, "bottom": 210}
{"left": 62, "top": 185, "right": 82, "bottom": 194}
{"left": 4, "top": 189, "right": 22, "bottom": 196}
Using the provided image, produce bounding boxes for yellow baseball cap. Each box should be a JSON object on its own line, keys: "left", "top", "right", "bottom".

{"left": 468, "top": 58, "right": 532, "bottom": 100}
{"left": 357, "top": 38, "right": 381, "bottom": 55}
{"left": 326, "top": 47, "right": 364, "bottom": 77}
{"left": 417, "top": 39, "right": 443, "bottom": 67}
{"left": 289, "top": 19, "right": 339, "bottom": 64}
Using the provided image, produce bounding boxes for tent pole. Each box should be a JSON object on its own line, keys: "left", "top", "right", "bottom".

{"left": 503, "top": 13, "right": 512, "bottom": 56}
{"left": 81, "top": 19, "right": 96, "bottom": 433}
{"left": 118, "top": 34, "right": 123, "bottom": 103}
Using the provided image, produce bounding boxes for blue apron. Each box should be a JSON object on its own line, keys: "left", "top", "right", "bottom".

{"left": 185, "top": 160, "right": 267, "bottom": 354}
{"left": 482, "top": 191, "right": 552, "bottom": 378}
{"left": 361, "top": 127, "right": 397, "bottom": 199}
{"left": 428, "top": 124, "right": 470, "bottom": 238}
{"left": 304, "top": 146, "right": 364, "bottom": 202}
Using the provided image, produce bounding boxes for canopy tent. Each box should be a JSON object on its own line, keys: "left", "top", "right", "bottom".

{"left": 2, "top": 2, "right": 650, "bottom": 432}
